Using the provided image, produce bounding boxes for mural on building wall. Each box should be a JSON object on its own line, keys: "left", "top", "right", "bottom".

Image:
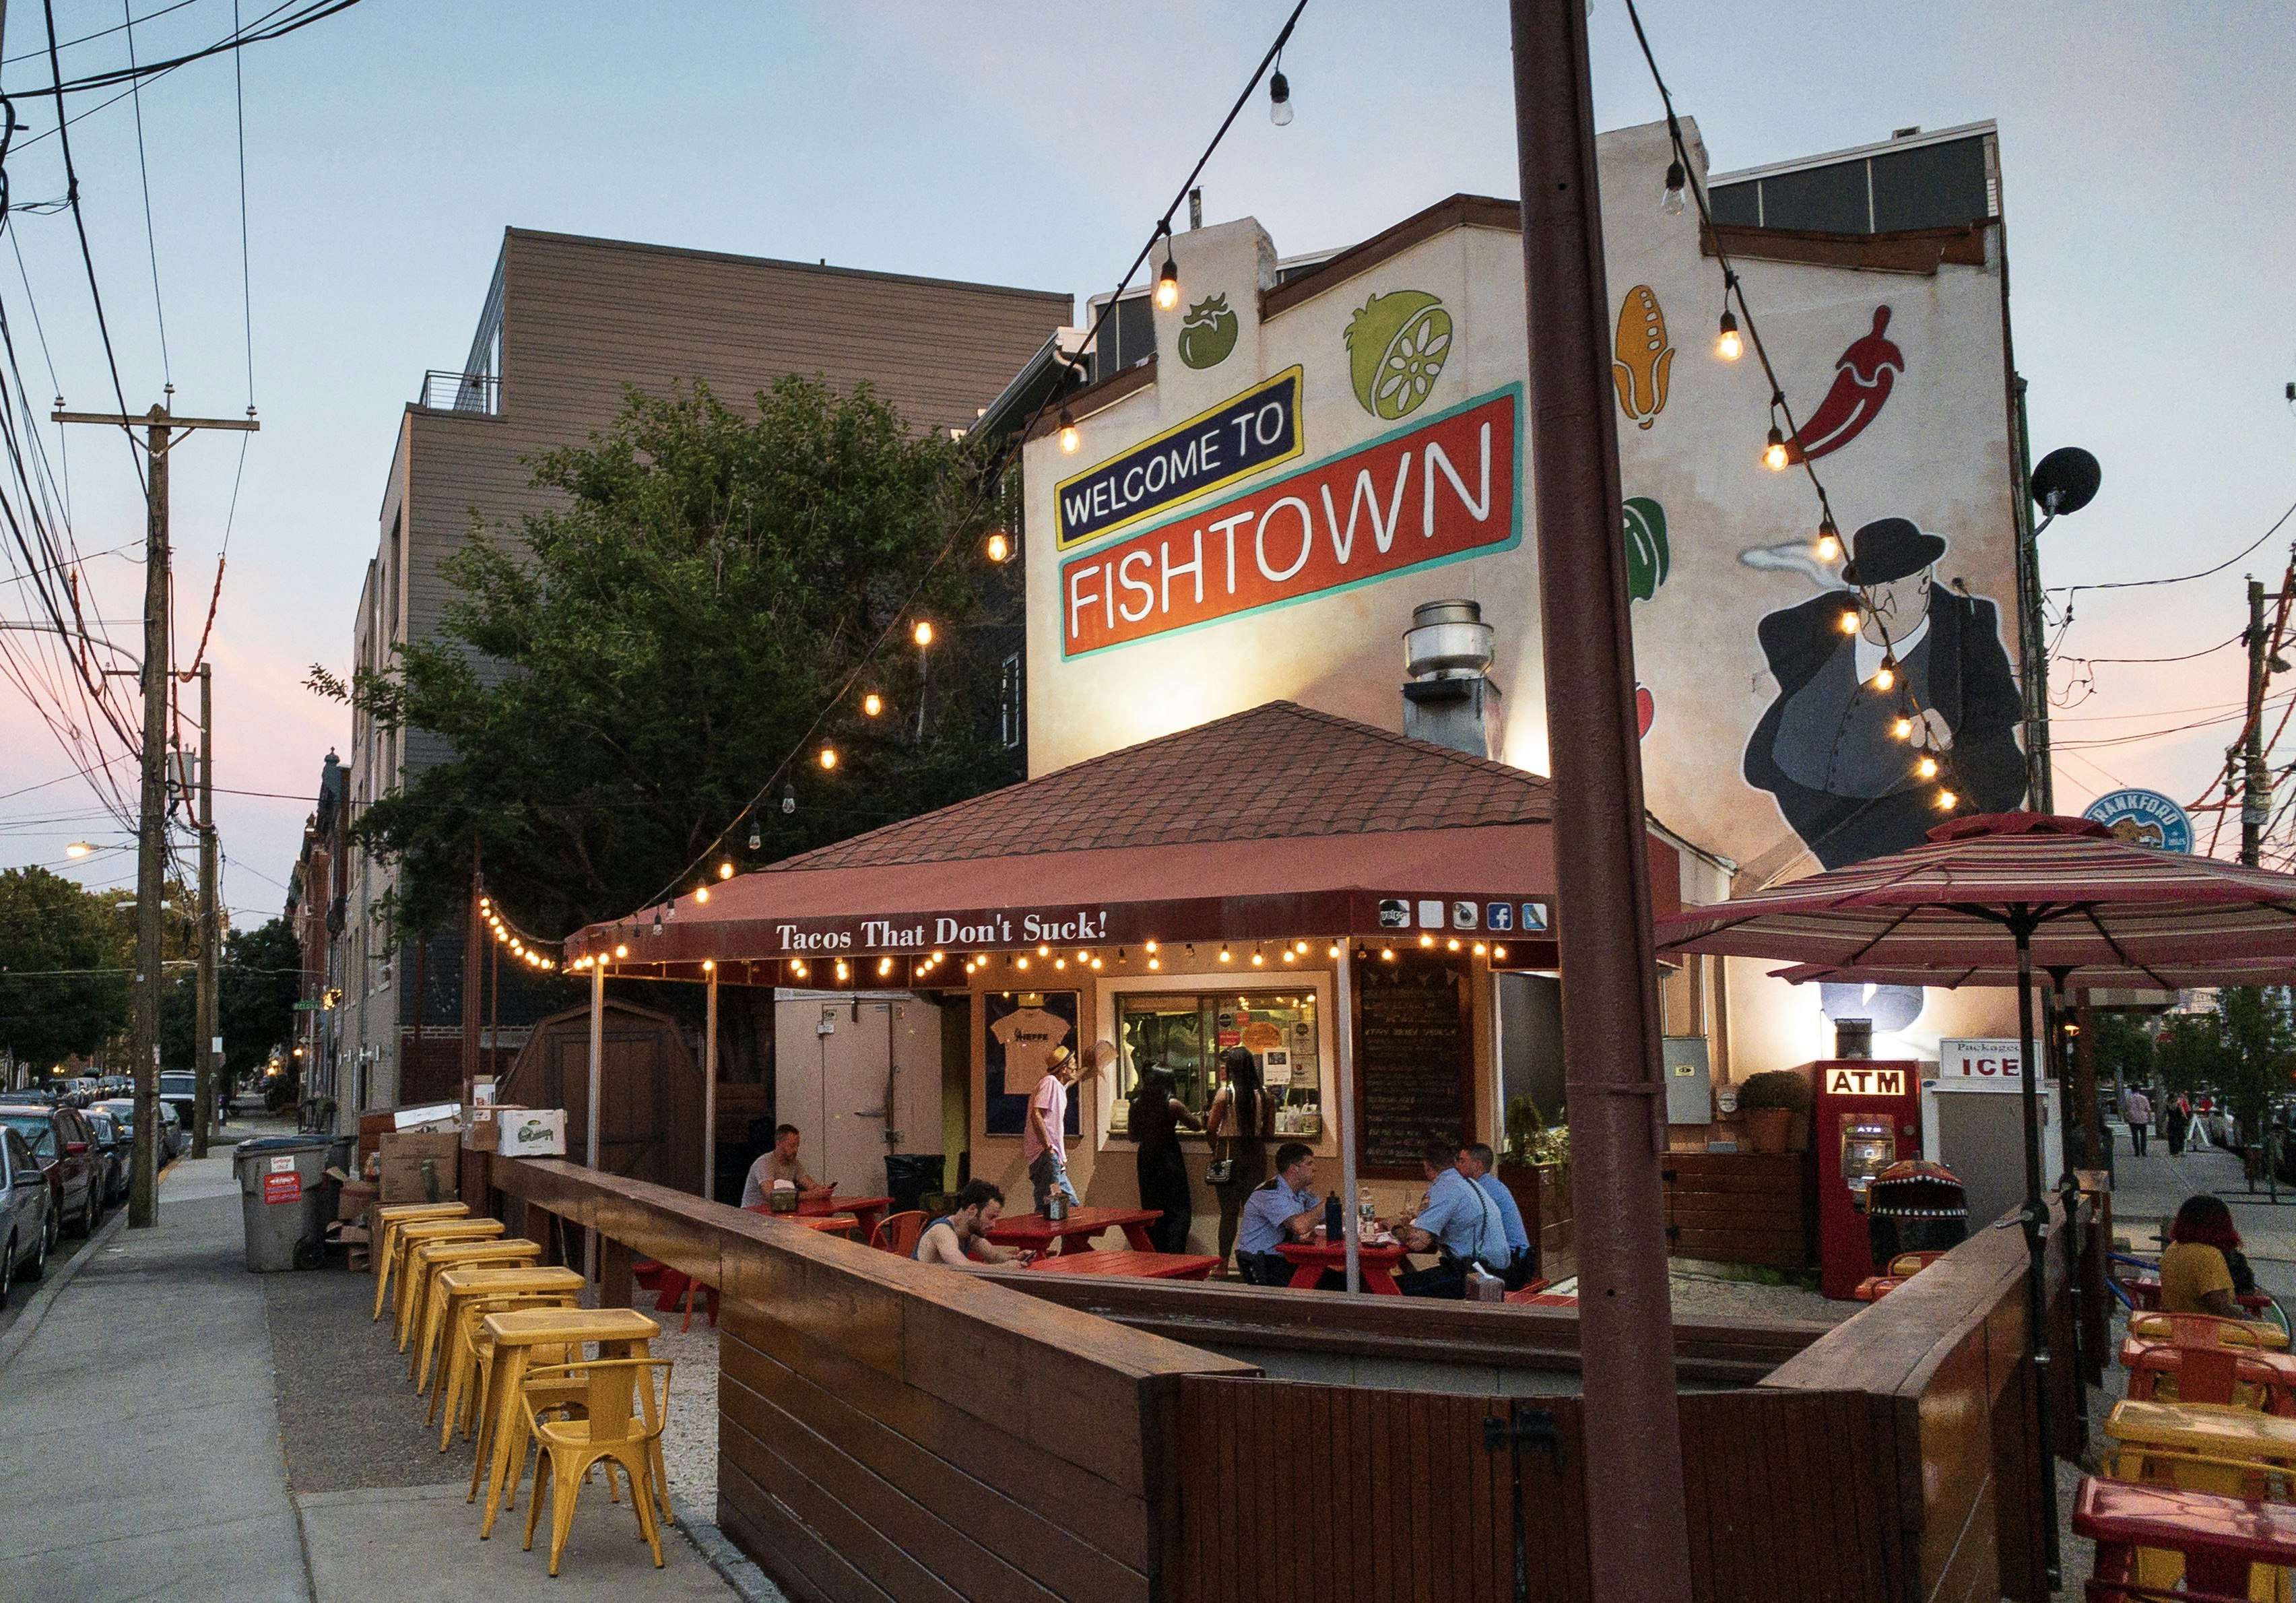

{"left": 1610, "top": 285, "right": 1673, "bottom": 430}
{"left": 1742, "top": 517, "right": 2025, "bottom": 870}
{"left": 1178, "top": 294, "right": 1239, "bottom": 369}
{"left": 1625, "top": 496, "right": 1670, "bottom": 741}
{"left": 1345, "top": 290, "right": 1451, "bottom": 420}
{"left": 1786, "top": 306, "right": 1905, "bottom": 462}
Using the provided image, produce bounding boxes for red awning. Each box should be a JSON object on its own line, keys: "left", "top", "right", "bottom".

{"left": 564, "top": 702, "right": 1681, "bottom": 978}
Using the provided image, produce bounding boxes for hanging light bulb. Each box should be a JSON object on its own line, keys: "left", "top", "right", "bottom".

{"left": 1493, "top": 946, "right": 1507, "bottom": 960}
{"left": 1148, "top": 956, "right": 1160, "bottom": 970}
{"left": 694, "top": 886, "right": 710, "bottom": 905}
{"left": 748, "top": 817, "right": 763, "bottom": 851}
{"left": 1090, "top": 957, "right": 1103, "bottom": 971}
{"left": 1218, "top": 945, "right": 1233, "bottom": 963}
{"left": 1419, "top": 934, "right": 1435, "bottom": 948}
{"left": 1763, "top": 425, "right": 1790, "bottom": 471}
{"left": 1154, "top": 236, "right": 1180, "bottom": 312}
{"left": 1054, "top": 957, "right": 1068, "bottom": 971}
{"left": 1016, "top": 956, "right": 1029, "bottom": 970}
{"left": 863, "top": 692, "right": 883, "bottom": 717}
{"left": 1815, "top": 513, "right": 1841, "bottom": 563}
{"left": 614, "top": 944, "right": 628, "bottom": 959}
{"left": 1380, "top": 948, "right": 1396, "bottom": 962}
{"left": 1250, "top": 948, "right": 1265, "bottom": 967}
{"left": 1893, "top": 716, "right": 1915, "bottom": 742}
{"left": 1715, "top": 309, "right": 1742, "bottom": 362}
{"left": 818, "top": 746, "right": 839, "bottom": 771}
{"left": 1936, "top": 789, "right": 1958, "bottom": 810}
{"left": 1447, "top": 938, "right": 1461, "bottom": 952}
{"left": 1915, "top": 754, "right": 1940, "bottom": 780}
{"left": 780, "top": 782, "right": 795, "bottom": 816}
{"left": 1473, "top": 942, "right": 1487, "bottom": 956}
{"left": 985, "top": 529, "right": 1010, "bottom": 564}
{"left": 1662, "top": 158, "right": 1686, "bottom": 215}
{"left": 1281, "top": 947, "right": 1297, "bottom": 963}
{"left": 1326, "top": 945, "right": 1341, "bottom": 959}
{"left": 913, "top": 620, "right": 934, "bottom": 649}
{"left": 1872, "top": 658, "right": 1897, "bottom": 692}
{"left": 1037, "top": 943, "right": 1051, "bottom": 956}
{"left": 1268, "top": 67, "right": 1292, "bottom": 126}
{"left": 1057, "top": 407, "right": 1079, "bottom": 454}
{"left": 1838, "top": 608, "right": 1862, "bottom": 635}
{"left": 719, "top": 859, "right": 735, "bottom": 880}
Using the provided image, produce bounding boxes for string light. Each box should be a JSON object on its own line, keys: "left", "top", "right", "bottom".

{"left": 1936, "top": 789, "right": 1958, "bottom": 810}
{"left": 1218, "top": 945, "right": 1233, "bottom": 962}
{"left": 1837, "top": 609, "right": 1861, "bottom": 635}
{"left": 1915, "top": 754, "right": 1940, "bottom": 780}
{"left": 1017, "top": 956, "right": 1030, "bottom": 970}
{"left": 1154, "top": 229, "right": 1180, "bottom": 310}
{"left": 1057, "top": 407, "right": 1079, "bottom": 453}
{"left": 1268, "top": 65, "right": 1292, "bottom": 125}
{"left": 748, "top": 820, "right": 762, "bottom": 851}
{"left": 719, "top": 861, "right": 734, "bottom": 880}
{"left": 1250, "top": 948, "right": 1265, "bottom": 967}
{"left": 863, "top": 692, "right": 883, "bottom": 717}
{"left": 1038, "top": 944, "right": 1051, "bottom": 956}
{"left": 1763, "top": 424, "right": 1790, "bottom": 471}
{"left": 1055, "top": 957, "right": 1068, "bottom": 970}
{"left": 1418, "top": 934, "right": 1435, "bottom": 948}
{"left": 985, "top": 529, "right": 1011, "bottom": 563}
{"left": 702, "top": 959, "right": 715, "bottom": 973}
{"left": 1281, "top": 947, "right": 1297, "bottom": 962}
{"left": 1814, "top": 513, "right": 1840, "bottom": 563}
{"left": 1872, "top": 659, "right": 1897, "bottom": 693}
{"left": 1148, "top": 956, "right": 1161, "bottom": 970}
{"left": 694, "top": 886, "right": 709, "bottom": 904}
{"left": 1715, "top": 308, "right": 1742, "bottom": 362}
{"left": 1661, "top": 158, "right": 1686, "bottom": 215}
{"left": 1380, "top": 948, "right": 1397, "bottom": 962}
{"left": 1145, "top": 940, "right": 1158, "bottom": 954}
{"left": 1473, "top": 942, "right": 1486, "bottom": 956}
{"left": 913, "top": 620, "right": 934, "bottom": 649}
{"left": 818, "top": 746, "right": 839, "bottom": 771}
{"left": 614, "top": 944, "right": 628, "bottom": 959}
{"left": 1090, "top": 957, "right": 1103, "bottom": 970}
{"left": 1893, "top": 717, "right": 1915, "bottom": 742}
{"left": 1447, "top": 938, "right": 1461, "bottom": 952}
{"left": 1326, "top": 945, "right": 1340, "bottom": 959}
{"left": 1493, "top": 946, "right": 1507, "bottom": 960}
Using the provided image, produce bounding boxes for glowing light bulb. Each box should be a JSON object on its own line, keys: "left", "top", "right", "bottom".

{"left": 1473, "top": 943, "right": 1486, "bottom": 956}
{"left": 818, "top": 746, "right": 839, "bottom": 771}
{"left": 1250, "top": 951, "right": 1264, "bottom": 967}
{"left": 1419, "top": 934, "right": 1435, "bottom": 948}
{"left": 913, "top": 620, "right": 933, "bottom": 649}
{"left": 1815, "top": 517, "right": 1841, "bottom": 562}
{"left": 1327, "top": 945, "right": 1340, "bottom": 959}
{"left": 1447, "top": 938, "right": 1460, "bottom": 952}
{"left": 694, "top": 886, "right": 709, "bottom": 904}
{"left": 1915, "top": 754, "right": 1939, "bottom": 779}
{"left": 719, "top": 860, "right": 735, "bottom": 879}
{"left": 1893, "top": 717, "right": 1915, "bottom": 742}
{"left": 1380, "top": 948, "right": 1396, "bottom": 962}
{"left": 1493, "top": 946, "right": 1507, "bottom": 960}
{"left": 1148, "top": 957, "right": 1160, "bottom": 970}
{"left": 1038, "top": 944, "right": 1050, "bottom": 956}
{"left": 1936, "top": 789, "right": 1958, "bottom": 810}
{"left": 1872, "top": 664, "right": 1896, "bottom": 692}
{"left": 1057, "top": 408, "right": 1078, "bottom": 453}
{"left": 1090, "top": 958, "right": 1103, "bottom": 970}
{"left": 1054, "top": 958, "right": 1067, "bottom": 970}
{"left": 1662, "top": 158, "right": 1686, "bottom": 216}
{"left": 985, "top": 530, "right": 1010, "bottom": 563}
{"left": 1268, "top": 67, "right": 1292, "bottom": 126}
{"left": 1715, "top": 310, "right": 1742, "bottom": 362}
{"left": 1076, "top": 950, "right": 1089, "bottom": 962}
{"left": 1281, "top": 949, "right": 1296, "bottom": 962}
{"left": 1144, "top": 940, "right": 1158, "bottom": 954}
{"left": 1154, "top": 251, "right": 1179, "bottom": 312}
{"left": 1838, "top": 610, "right": 1861, "bottom": 635}
{"left": 614, "top": 944, "right": 628, "bottom": 959}
{"left": 1218, "top": 946, "right": 1232, "bottom": 963}
{"left": 1763, "top": 426, "right": 1790, "bottom": 471}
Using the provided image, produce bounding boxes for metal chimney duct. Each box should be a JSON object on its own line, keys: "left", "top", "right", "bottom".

{"left": 1402, "top": 599, "right": 1501, "bottom": 758}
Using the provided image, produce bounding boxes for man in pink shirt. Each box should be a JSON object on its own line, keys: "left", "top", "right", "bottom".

{"left": 1022, "top": 1045, "right": 1083, "bottom": 1214}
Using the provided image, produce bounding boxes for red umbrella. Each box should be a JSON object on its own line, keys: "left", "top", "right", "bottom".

{"left": 1767, "top": 956, "right": 2296, "bottom": 990}
{"left": 1657, "top": 811, "right": 2296, "bottom": 1578}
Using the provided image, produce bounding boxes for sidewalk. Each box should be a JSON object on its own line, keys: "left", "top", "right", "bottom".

{"left": 0, "top": 1121, "right": 760, "bottom": 1603}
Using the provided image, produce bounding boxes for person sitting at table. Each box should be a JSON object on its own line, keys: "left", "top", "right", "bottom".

{"left": 2161, "top": 1193, "right": 2256, "bottom": 1318}
{"left": 914, "top": 1180, "right": 1032, "bottom": 1270}
{"left": 1233, "top": 1142, "right": 1322, "bottom": 1285}
{"left": 1459, "top": 1142, "right": 1536, "bottom": 1288}
{"left": 1388, "top": 1138, "right": 1511, "bottom": 1299}
{"left": 740, "top": 1123, "right": 832, "bottom": 1209}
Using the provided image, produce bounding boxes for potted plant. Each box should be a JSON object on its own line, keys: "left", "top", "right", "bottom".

{"left": 1736, "top": 1071, "right": 1811, "bottom": 1154}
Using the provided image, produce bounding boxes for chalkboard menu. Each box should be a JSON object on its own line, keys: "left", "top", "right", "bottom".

{"left": 1356, "top": 960, "right": 1472, "bottom": 1174}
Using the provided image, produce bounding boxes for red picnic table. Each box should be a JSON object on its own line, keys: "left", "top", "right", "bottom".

{"left": 983, "top": 1206, "right": 1160, "bottom": 1255}
{"left": 1027, "top": 1250, "right": 1220, "bottom": 1282}
{"left": 1276, "top": 1239, "right": 1411, "bottom": 1295}
{"left": 2074, "top": 1472, "right": 2296, "bottom": 1600}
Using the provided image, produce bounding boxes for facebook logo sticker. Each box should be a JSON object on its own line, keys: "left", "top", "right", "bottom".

{"left": 1487, "top": 903, "right": 1514, "bottom": 932}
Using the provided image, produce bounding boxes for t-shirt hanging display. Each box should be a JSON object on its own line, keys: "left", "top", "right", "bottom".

{"left": 985, "top": 991, "right": 1083, "bottom": 1138}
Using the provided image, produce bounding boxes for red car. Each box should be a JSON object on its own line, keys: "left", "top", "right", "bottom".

{"left": 0, "top": 1103, "right": 106, "bottom": 1239}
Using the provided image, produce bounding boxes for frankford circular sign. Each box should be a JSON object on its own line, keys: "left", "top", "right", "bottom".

{"left": 2081, "top": 788, "right": 2193, "bottom": 853}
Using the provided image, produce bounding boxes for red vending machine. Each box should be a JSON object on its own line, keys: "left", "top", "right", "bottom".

{"left": 1810, "top": 1060, "right": 1924, "bottom": 1299}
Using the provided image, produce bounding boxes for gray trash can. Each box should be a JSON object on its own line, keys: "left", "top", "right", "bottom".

{"left": 234, "top": 1135, "right": 335, "bottom": 1272}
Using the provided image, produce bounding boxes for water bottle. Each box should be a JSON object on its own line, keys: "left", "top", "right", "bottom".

{"left": 1325, "top": 1192, "right": 1343, "bottom": 1243}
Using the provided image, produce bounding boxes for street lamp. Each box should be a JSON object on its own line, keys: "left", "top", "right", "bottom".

{"left": 65, "top": 842, "right": 93, "bottom": 857}
{"left": 2023, "top": 445, "right": 2101, "bottom": 813}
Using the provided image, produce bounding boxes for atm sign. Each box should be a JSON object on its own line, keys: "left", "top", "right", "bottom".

{"left": 1825, "top": 1067, "right": 1906, "bottom": 1097}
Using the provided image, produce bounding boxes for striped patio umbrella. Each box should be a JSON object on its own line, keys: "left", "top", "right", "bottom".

{"left": 1656, "top": 810, "right": 2296, "bottom": 1567}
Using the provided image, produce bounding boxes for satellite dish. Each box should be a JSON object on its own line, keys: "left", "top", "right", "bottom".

{"left": 2029, "top": 447, "right": 2101, "bottom": 517}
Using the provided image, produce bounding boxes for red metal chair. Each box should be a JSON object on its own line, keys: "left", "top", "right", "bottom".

{"left": 869, "top": 1210, "right": 927, "bottom": 1257}
{"left": 2077, "top": 1472, "right": 2296, "bottom": 1601}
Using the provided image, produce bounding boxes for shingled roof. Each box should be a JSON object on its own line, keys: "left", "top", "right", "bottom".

{"left": 773, "top": 701, "right": 1556, "bottom": 872}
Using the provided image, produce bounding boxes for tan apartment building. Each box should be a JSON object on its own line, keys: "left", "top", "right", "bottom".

{"left": 338, "top": 228, "right": 1071, "bottom": 1126}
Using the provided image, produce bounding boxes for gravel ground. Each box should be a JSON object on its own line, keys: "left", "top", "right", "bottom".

{"left": 1660, "top": 1264, "right": 1857, "bottom": 1327}
{"left": 649, "top": 1316, "right": 721, "bottom": 1517}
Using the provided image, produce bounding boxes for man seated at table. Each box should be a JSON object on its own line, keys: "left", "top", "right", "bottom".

{"left": 1459, "top": 1142, "right": 1536, "bottom": 1288}
{"left": 740, "top": 1123, "right": 833, "bottom": 1209}
{"left": 1389, "top": 1139, "right": 1511, "bottom": 1299}
{"left": 914, "top": 1180, "right": 1032, "bottom": 1270}
{"left": 1234, "top": 1142, "right": 1323, "bottom": 1285}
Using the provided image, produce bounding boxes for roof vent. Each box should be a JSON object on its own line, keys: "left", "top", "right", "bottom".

{"left": 1402, "top": 600, "right": 1501, "bottom": 758}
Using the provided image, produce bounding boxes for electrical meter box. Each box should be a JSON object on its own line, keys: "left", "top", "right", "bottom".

{"left": 1662, "top": 1037, "right": 1712, "bottom": 1125}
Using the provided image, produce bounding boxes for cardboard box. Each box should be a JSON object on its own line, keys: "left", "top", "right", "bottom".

{"left": 496, "top": 1108, "right": 566, "bottom": 1159}
{"left": 392, "top": 1102, "right": 461, "bottom": 1134}
{"left": 376, "top": 1130, "right": 462, "bottom": 1203}
{"left": 461, "top": 1117, "right": 500, "bottom": 1154}
{"left": 336, "top": 1177, "right": 379, "bottom": 1224}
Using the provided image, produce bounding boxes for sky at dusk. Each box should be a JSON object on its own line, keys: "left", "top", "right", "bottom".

{"left": 0, "top": 0, "right": 2290, "bottom": 927}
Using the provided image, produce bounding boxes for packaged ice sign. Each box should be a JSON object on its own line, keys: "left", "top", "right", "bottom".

{"left": 1824, "top": 1066, "right": 1907, "bottom": 1097}
{"left": 1055, "top": 369, "right": 1303, "bottom": 550}
{"left": 1936, "top": 1037, "right": 2034, "bottom": 1091}
{"left": 2081, "top": 789, "right": 2193, "bottom": 853}
{"left": 1059, "top": 387, "right": 1521, "bottom": 657}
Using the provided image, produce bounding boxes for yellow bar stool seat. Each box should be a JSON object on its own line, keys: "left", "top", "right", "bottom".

{"left": 520, "top": 1358, "right": 676, "bottom": 1576}
{"left": 370, "top": 1202, "right": 470, "bottom": 1319}
{"left": 2104, "top": 1398, "right": 2296, "bottom": 1600}
{"left": 405, "top": 1241, "right": 544, "bottom": 1381}
{"left": 473, "top": 1307, "right": 659, "bottom": 1538}
{"left": 383, "top": 1218, "right": 504, "bottom": 1332}
{"left": 431, "top": 1268, "right": 585, "bottom": 1439}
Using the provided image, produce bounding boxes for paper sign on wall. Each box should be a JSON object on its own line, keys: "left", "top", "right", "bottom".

{"left": 1935, "top": 1037, "right": 2039, "bottom": 1092}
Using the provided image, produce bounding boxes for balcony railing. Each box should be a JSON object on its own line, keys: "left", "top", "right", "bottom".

{"left": 419, "top": 370, "right": 500, "bottom": 414}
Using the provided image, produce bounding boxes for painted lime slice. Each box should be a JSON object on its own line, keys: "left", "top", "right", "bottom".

{"left": 1345, "top": 290, "right": 1451, "bottom": 419}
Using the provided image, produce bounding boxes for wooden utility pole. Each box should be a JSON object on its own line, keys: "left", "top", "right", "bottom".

{"left": 55, "top": 402, "right": 257, "bottom": 1225}
{"left": 461, "top": 843, "right": 482, "bottom": 1107}
{"left": 194, "top": 662, "right": 218, "bottom": 1158}
{"left": 2243, "top": 575, "right": 2270, "bottom": 867}
{"left": 1507, "top": 2, "right": 1693, "bottom": 1596}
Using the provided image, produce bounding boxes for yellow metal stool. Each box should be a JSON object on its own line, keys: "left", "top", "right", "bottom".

{"left": 2104, "top": 1398, "right": 2296, "bottom": 1601}
{"left": 473, "top": 1307, "right": 659, "bottom": 1539}
{"left": 370, "top": 1202, "right": 469, "bottom": 1319}
{"left": 434, "top": 1272, "right": 585, "bottom": 1444}
{"left": 520, "top": 1358, "right": 676, "bottom": 1575}
{"left": 383, "top": 1218, "right": 504, "bottom": 1332}
{"left": 404, "top": 1240, "right": 543, "bottom": 1380}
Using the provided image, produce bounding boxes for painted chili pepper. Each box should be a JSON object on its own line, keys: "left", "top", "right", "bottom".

{"left": 1788, "top": 306, "right": 1905, "bottom": 463}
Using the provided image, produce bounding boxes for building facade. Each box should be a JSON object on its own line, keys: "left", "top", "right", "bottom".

{"left": 337, "top": 228, "right": 1072, "bottom": 1126}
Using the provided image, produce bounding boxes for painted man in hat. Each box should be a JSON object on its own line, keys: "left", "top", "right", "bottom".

{"left": 1744, "top": 517, "right": 2025, "bottom": 869}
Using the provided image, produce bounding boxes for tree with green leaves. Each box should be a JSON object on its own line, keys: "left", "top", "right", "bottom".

{"left": 0, "top": 866, "right": 129, "bottom": 1075}
{"left": 310, "top": 375, "right": 1017, "bottom": 943}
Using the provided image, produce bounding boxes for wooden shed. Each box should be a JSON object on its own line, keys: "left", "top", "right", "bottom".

{"left": 498, "top": 997, "right": 704, "bottom": 1194}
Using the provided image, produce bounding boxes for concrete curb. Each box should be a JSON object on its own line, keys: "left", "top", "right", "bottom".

{"left": 0, "top": 1200, "right": 131, "bottom": 1373}
{"left": 671, "top": 1492, "right": 784, "bottom": 1602}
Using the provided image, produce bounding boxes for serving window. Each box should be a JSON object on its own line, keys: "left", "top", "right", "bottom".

{"left": 1102, "top": 980, "right": 1327, "bottom": 1141}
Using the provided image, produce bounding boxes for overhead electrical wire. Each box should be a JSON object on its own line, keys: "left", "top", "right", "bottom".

{"left": 123, "top": 0, "right": 173, "bottom": 385}
{"left": 34, "top": 0, "right": 362, "bottom": 97}
{"left": 2048, "top": 495, "right": 2296, "bottom": 601}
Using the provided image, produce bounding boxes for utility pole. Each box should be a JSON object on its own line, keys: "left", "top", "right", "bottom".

{"left": 2243, "top": 575, "right": 2270, "bottom": 868}
{"left": 194, "top": 662, "right": 218, "bottom": 1158}
{"left": 56, "top": 401, "right": 257, "bottom": 1225}
{"left": 1508, "top": 2, "right": 1692, "bottom": 1598}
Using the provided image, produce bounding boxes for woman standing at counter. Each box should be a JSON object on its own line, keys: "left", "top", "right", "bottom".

{"left": 1129, "top": 1066, "right": 1202, "bottom": 1253}
{"left": 1207, "top": 1045, "right": 1272, "bottom": 1272}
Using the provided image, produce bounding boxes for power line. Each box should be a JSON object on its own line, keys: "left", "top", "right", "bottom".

{"left": 123, "top": 0, "right": 173, "bottom": 386}
{"left": 34, "top": 0, "right": 364, "bottom": 97}
{"left": 2047, "top": 495, "right": 2296, "bottom": 601}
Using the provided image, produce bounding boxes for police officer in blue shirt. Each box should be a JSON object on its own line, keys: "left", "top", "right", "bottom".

{"left": 1235, "top": 1142, "right": 1321, "bottom": 1285}
{"left": 1461, "top": 1142, "right": 1535, "bottom": 1287}
{"left": 1391, "top": 1138, "right": 1511, "bottom": 1298}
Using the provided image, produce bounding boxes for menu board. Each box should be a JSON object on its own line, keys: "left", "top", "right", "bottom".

{"left": 1357, "top": 963, "right": 1470, "bottom": 1173}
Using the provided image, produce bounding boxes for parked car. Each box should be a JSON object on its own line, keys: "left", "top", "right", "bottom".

{"left": 0, "top": 1104, "right": 104, "bottom": 1238}
{"left": 158, "top": 1071, "right": 199, "bottom": 1132}
{"left": 0, "top": 1125, "right": 51, "bottom": 1307}
{"left": 81, "top": 1107, "right": 131, "bottom": 1205}
{"left": 93, "top": 1097, "right": 179, "bottom": 1169}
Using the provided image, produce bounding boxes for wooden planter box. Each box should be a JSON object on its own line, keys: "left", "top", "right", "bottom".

{"left": 1497, "top": 1161, "right": 1573, "bottom": 1266}
{"left": 1661, "top": 1149, "right": 1814, "bottom": 1268}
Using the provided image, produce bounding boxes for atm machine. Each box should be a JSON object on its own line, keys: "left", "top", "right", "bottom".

{"left": 1809, "top": 1059, "right": 1924, "bottom": 1299}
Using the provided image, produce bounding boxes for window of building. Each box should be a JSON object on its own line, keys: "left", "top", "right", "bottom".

{"left": 1708, "top": 132, "right": 1995, "bottom": 235}
{"left": 1108, "top": 988, "right": 1322, "bottom": 1138}
{"left": 999, "top": 653, "right": 1023, "bottom": 751}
